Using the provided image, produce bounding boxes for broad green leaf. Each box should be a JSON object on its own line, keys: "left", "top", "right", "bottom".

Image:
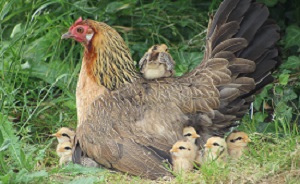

{"left": 0, "top": 139, "right": 10, "bottom": 152}
{"left": 285, "top": 25, "right": 300, "bottom": 49}
{"left": 0, "top": 114, "right": 22, "bottom": 166}
{"left": 10, "top": 23, "right": 22, "bottom": 38}
{"left": 278, "top": 74, "right": 289, "bottom": 85}
{"left": 283, "top": 88, "right": 298, "bottom": 101}
{"left": 281, "top": 56, "right": 300, "bottom": 69}
{"left": 257, "top": 0, "right": 279, "bottom": 7}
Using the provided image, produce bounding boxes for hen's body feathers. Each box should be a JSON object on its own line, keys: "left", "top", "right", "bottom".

{"left": 63, "top": 0, "right": 280, "bottom": 179}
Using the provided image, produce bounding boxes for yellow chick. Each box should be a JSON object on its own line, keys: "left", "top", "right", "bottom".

{"left": 139, "top": 44, "right": 175, "bottom": 80}
{"left": 170, "top": 140, "right": 196, "bottom": 173}
{"left": 183, "top": 126, "right": 200, "bottom": 144}
{"left": 202, "top": 137, "right": 228, "bottom": 163}
{"left": 52, "top": 127, "right": 75, "bottom": 143}
{"left": 226, "top": 131, "right": 251, "bottom": 159}
{"left": 57, "top": 142, "right": 73, "bottom": 166}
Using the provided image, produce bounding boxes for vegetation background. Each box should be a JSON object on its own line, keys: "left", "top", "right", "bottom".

{"left": 1, "top": 0, "right": 300, "bottom": 183}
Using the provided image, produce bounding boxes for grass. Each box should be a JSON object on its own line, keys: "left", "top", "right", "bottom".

{"left": 1, "top": 0, "right": 300, "bottom": 183}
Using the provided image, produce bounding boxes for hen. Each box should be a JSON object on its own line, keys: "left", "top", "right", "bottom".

{"left": 62, "top": 0, "right": 280, "bottom": 179}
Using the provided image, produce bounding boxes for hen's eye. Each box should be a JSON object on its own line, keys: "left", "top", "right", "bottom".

{"left": 65, "top": 147, "right": 72, "bottom": 150}
{"left": 213, "top": 143, "right": 219, "bottom": 146}
{"left": 184, "top": 133, "right": 192, "bottom": 137}
{"left": 77, "top": 27, "right": 84, "bottom": 33}
{"left": 179, "top": 146, "right": 186, "bottom": 150}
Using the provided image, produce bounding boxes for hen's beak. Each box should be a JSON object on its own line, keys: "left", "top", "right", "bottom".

{"left": 61, "top": 32, "right": 72, "bottom": 39}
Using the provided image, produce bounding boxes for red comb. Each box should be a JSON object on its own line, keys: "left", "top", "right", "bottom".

{"left": 75, "top": 17, "right": 83, "bottom": 24}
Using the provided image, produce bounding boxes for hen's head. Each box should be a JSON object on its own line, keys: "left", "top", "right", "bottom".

{"left": 226, "top": 131, "right": 250, "bottom": 148}
{"left": 61, "top": 17, "right": 94, "bottom": 45}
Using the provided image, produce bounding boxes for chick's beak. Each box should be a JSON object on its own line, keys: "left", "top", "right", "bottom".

{"left": 51, "top": 133, "right": 58, "bottom": 137}
{"left": 204, "top": 144, "right": 212, "bottom": 148}
{"left": 170, "top": 148, "right": 177, "bottom": 153}
{"left": 246, "top": 138, "right": 251, "bottom": 143}
{"left": 192, "top": 134, "right": 200, "bottom": 138}
{"left": 61, "top": 32, "right": 72, "bottom": 39}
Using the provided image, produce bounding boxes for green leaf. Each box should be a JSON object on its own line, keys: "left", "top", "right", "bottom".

{"left": 278, "top": 74, "right": 289, "bottom": 85}
{"left": 0, "top": 139, "right": 11, "bottom": 152}
{"left": 106, "top": 2, "right": 130, "bottom": 14}
{"left": 0, "top": 114, "right": 22, "bottom": 166}
{"left": 285, "top": 25, "right": 300, "bottom": 49}
{"left": 257, "top": 0, "right": 279, "bottom": 7}
{"left": 69, "top": 176, "right": 99, "bottom": 184}
{"left": 57, "top": 163, "right": 103, "bottom": 175}
{"left": 10, "top": 23, "right": 22, "bottom": 38}
{"left": 281, "top": 56, "right": 300, "bottom": 69}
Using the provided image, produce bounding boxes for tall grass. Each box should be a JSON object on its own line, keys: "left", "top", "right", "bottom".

{"left": 0, "top": 0, "right": 299, "bottom": 183}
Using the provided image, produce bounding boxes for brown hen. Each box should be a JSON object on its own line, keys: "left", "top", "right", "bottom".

{"left": 62, "top": 0, "right": 280, "bottom": 179}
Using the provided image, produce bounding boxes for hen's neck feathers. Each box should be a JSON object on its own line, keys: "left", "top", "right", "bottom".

{"left": 84, "top": 20, "right": 140, "bottom": 90}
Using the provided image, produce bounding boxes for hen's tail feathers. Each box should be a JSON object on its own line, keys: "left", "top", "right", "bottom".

{"left": 193, "top": 0, "right": 280, "bottom": 139}
{"left": 72, "top": 136, "right": 82, "bottom": 165}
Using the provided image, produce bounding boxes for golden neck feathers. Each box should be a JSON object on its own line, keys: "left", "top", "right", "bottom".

{"left": 83, "top": 20, "right": 140, "bottom": 90}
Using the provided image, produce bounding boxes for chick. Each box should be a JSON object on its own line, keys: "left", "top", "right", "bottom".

{"left": 226, "top": 131, "right": 250, "bottom": 159}
{"left": 202, "top": 137, "right": 228, "bottom": 163}
{"left": 52, "top": 127, "right": 75, "bottom": 143}
{"left": 183, "top": 126, "right": 200, "bottom": 160}
{"left": 170, "top": 140, "right": 196, "bottom": 173}
{"left": 139, "top": 44, "right": 175, "bottom": 80}
{"left": 183, "top": 126, "right": 200, "bottom": 144}
{"left": 57, "top": 142, "right": 73, "bottom": 166}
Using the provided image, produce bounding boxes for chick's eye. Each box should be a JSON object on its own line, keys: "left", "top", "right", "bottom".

{"left": 65, "top": 147, "right": 72, "bottom": 150}
{"left": 62, "top": 133, "right": 70, "bottom": 139}
{"left": 184, "top": 133, "right": 192, "bottom": 137}
{"left": 236, "top": 137, "right": 242, "bottom": 140}
{"left": 153, "top": 46, "right": 158, "bottom": 51}
{"left": 77, "top": 27, "right": 84, "bottom": 33}
{"left": 179, "top": 146, "right": 186, "bottom": 150}
{"left": 213, "top": 143, "right": 219, "bottom": 146}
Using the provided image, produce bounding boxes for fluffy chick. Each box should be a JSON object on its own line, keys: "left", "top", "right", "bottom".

{"left": 183, "top": 126, "right": 200, "bottom": 144}
{"left": 139, "top": 44, "right": 175, "bottom": 80}
{"left": 52, "top": 127, "right": 75, "bottom": 143}
{"left": 202, "top": 137, "right": 228, "bottom": 163}
{"left": 226, "top": 131, "right": 251, "bottom": 159}
{"left": 170, "top": 140, "right": 196, "bottom": 173}
{"left": 57, "top": 142, "right": 73, "bottom": 166}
